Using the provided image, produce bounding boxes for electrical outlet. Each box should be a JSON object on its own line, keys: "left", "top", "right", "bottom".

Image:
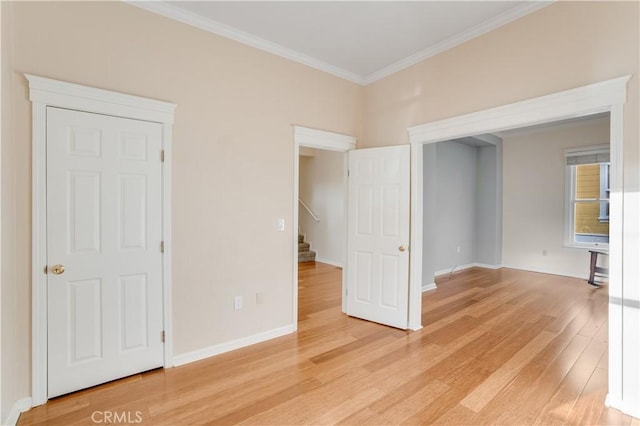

{"left": 234, "top": 295, "right": 243, "bottom": 310}
{"left": 276, "top": 218, "right": 285, "bottom": 232}
{"left": 256, "top": 292, "right": 264, "bottom": 305}
{"left": 456, "top": 246, "right": 461, "bottom": 253}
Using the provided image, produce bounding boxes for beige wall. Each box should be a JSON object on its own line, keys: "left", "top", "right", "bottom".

{"left": 362, "top": 2, "right": 638, "bottom": 150}
{"left": 502, "top": 117, "right": 610, "bottom": 278}
{"left": 1, "top": 1, "right": 18, "bottom": 422}
{"left": 5, "top": 0, "right": 363, "bottom": 403}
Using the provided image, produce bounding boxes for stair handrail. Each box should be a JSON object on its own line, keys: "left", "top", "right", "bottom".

{"left": 298, "top": 198, "right": 320, "bottom": 222}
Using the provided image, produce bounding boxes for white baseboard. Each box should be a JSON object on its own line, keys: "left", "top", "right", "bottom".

{"left": 605, "top": 394, "right": 640, "bottom": 420}
{"left": 434, "top": 264, "right": 471, "bottom": 277}
{"left": 501, "top": 264, "right": 585, "bottom": 280}
{"left": 474, "top": 263, "right": 503, "bottom": 270}
{"left": 315, "top": 257, "right": 343, "bottom": 268}
{"left": 4, "top": 397, "right": 32, "bottom": 426}
{"left": 409, "top": 323, "right": 423, "bottom": 331}
{"left": 172, "top": 324, "right": 296, "bottom": 367}
{"left": 434, "top": 263, "right": 502, "bottom": 277}
{"left": 422, "top": 282, "right": 437, "bottom": 292}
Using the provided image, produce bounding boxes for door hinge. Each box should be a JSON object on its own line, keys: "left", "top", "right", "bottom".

{"left": 160, "top": 241, "right": 165, "bottom": 253}
{"left": 161, "top": 150, "right": 165, "bottom": 162}
{"left": 161, "top": 331, "right": 165, "bottom": 342}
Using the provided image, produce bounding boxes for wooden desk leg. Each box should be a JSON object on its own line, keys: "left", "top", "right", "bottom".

{"left": 588, "top": 251, "right": 598, "bottom": 285}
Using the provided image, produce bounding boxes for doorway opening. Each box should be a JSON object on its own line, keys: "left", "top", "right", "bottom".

{"left": 422, "top": 113, "right": 610, "bottom": 288}
{"left": 421, "top": 134, "right": 502, "bottom": 289}
{"left": 408, "top": 75, "right": 629, "bottom": 412}
{"left": 297, "top": 146, "right": 347, "bottom": 323}
{"left": 292, "top": 126, "right": 355, "bottom": 328}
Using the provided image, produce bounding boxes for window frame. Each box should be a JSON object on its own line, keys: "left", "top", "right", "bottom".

{"left": 564, "top": 144, "right": 610, "bottom": 249}
{"left": 598, "top": 162, "right": 610, "bottom": 222}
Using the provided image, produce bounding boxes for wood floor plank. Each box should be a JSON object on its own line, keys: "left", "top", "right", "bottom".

{"left": 566, "top": 366, "right": 609, "bottom": 425}
{"left": 489, "top": 330, "right": 592, "bottom": 424}
{"left": 18, "top": 264, "right": 636, "bottom": 426}
{"left": 460, "top": 329, "right": 557, "bottom": 412}
{"left": 534, "top": 336, "right": 609, "bottom": 425}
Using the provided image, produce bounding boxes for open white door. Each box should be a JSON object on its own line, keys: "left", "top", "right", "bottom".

{"left": 346, "top": 145, "right": 410, "bottom": 329}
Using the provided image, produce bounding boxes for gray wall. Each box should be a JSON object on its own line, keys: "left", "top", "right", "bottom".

{"left": 475, "top": 143, "right": 503, "bottom": 266}
{"left": 435, "top": 141, "right": 478, "bottom": 271}
{"left": 422, "top": 139, "right": 502, "bottom": 286}
{"left": 422, "top": 144, "right": 438, "bottom": 288}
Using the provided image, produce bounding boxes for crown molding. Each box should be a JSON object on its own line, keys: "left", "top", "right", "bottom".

{"left": 126, "top": 1, "right": 366, "bottom": 85}
{"left": 127, "top": 1, "right": 552, "bottom": 87}
{"left": 362, "top": 1, "right": 553, "bottom": 84}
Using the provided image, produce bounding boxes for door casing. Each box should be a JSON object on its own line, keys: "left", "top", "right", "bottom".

{"left": 26, "top": 74, "right": 177, "bottom": 406}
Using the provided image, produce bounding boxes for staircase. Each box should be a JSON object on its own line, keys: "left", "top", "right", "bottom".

{"left": 298, "top": 234, "right": 316, "bottom": 263}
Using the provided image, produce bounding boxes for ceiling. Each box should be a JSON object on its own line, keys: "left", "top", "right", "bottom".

{"left": 130, "top": 1, "right": 551, "bottom": 85}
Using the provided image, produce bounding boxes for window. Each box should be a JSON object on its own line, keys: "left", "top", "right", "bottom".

{"left": 565, "top": 145, "right": 610, "bottom": 247}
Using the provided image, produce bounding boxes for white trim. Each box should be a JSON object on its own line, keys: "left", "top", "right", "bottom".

{"left": 161, "top": 121, "right": 174, "bottom": 368}
{"left": 4, "top": 397, "right": 32, "bottom": 426}
{"left": 172, "top": 325, "right": 296, "bottom": 367}
{"left": 293, "top": 126, "right": 354, "bottom": 325}
{"left": 408, "top": 75, "right": 630, "bottom": 415}
{"left": 605, "top": 395, "right": 640, "bottom": 420}
{"left": 126, "top": 1, "right": 364, "bottom": 85}
{"left": 314, "top": 257, "right": 343, "bottom": 268}
{"left": 422, "top": 283, "right": 437, "bottom": 293}
{"left": 607, "top": 102, "right": 624, "bottom": 408}
{"left": 474, "top": 263, "right": 503, "bottom": 270}
{"left": 408, "top": 142, "right": 423, "bottom": 331}
{"left": 26, "top": 74, "right": 176, "bottom": 405}
{"left": 293, "top": 126, "right": 356, "bottom": 151}
{"left": 25, "top": 74, "right": 175, "bottom": 123}
{"left": 362, "top": 2, "right": 551, "bottom": 84}
{"left": 127, "top": 2, "right": 549, "bottom": 86}
{"left": 501, "top": 264, "right": 586, "bottom": 280}
{"left": 409, "top": 76, "right": 630, "bottom": 145}
{"left": 30, "top": 98, "right": 47, "bottom": 407}
{"left": 293, "top": 139, "right": 300, "bottom": 331}
{"left": 434, "top": 263, "right": 503, "bottom": 277}
{"left": 472, "top": 133, "right": 502, "bottom": 146}
{"left": 434, "top": 263, "right": 476, "bottom": 277}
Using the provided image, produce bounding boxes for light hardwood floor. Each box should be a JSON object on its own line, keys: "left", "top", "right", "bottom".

{"left": 19, "top": 263, "right": 637, "bottom": 425}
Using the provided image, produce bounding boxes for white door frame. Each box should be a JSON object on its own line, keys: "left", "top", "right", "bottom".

{"left": 407, "top": 75, "right": 632, "bottom": 415}
{"left": 292, "top": 126, "right": 355, "bottom": 327}
{"left": 26, "top": 74, "right": 177, "bottom": 406}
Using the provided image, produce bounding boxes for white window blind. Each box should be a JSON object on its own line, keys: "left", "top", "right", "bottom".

{"left": 565, "top": 146, "right": 610, "bottom": 165}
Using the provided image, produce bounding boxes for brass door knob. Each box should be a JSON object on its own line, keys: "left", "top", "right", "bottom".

{"left": 51, "top": 264, "right": 65, "bottom": 275}
{"left": 399, "top": 245, "right": 407, "bottom": 252}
